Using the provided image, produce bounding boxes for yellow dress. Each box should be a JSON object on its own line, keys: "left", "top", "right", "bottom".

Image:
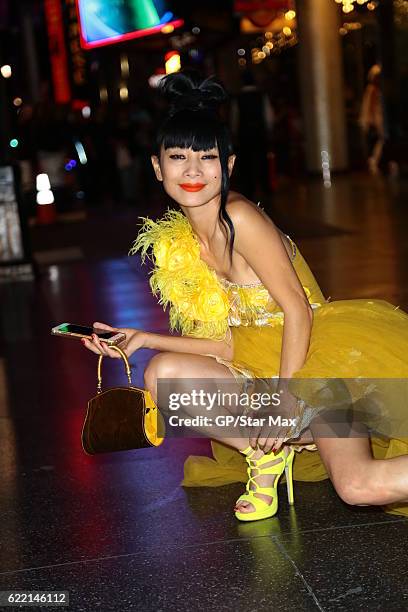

{"left": 131, "top": 208, "right": 408, "bottom": 517}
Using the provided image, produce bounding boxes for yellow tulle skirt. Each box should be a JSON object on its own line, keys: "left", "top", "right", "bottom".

{"left": 183, "top": 298, "right": 408, "bottom": 517}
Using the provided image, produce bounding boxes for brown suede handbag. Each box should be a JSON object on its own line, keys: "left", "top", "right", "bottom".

{"left": 82, "top": 345, "right": 165, "bottom": 454}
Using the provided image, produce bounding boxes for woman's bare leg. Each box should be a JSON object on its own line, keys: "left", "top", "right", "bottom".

{"left": 309, "top": 408, "right": 408, "bottom": 506}
{"left": 147, "top": 352, "right": 408, "bottom": 509}
{"left": 144, "top": 351, "right": 295, "bottom": 513}
{"left": 312, "top": 433, "right": 408, "bottom": 506}
{"left": 144, "top": 351, "right": 250, "bottom": 451}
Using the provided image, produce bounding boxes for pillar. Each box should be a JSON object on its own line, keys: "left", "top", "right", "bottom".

{"left": 296, "top": 0, "right": 348, "bottom": 173}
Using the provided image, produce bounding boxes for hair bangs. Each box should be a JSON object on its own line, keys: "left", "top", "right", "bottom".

{"left": 157, "top": 111, "right": 219, "bottom": 153}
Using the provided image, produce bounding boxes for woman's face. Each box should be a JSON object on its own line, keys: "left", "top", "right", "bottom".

{"left": 151, "top": 146, "right": 235, "bottom": 208}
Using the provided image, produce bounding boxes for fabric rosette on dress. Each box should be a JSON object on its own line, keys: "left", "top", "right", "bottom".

{"left": 130, "top": 209, "right": 231, "bottom": 341}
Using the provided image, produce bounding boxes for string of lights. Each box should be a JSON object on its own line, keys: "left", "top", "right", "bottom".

{"left": 334, "top": 0, "right": 379, "bottom": 14}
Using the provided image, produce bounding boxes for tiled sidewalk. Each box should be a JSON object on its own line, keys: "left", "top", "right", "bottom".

{"left": 1, "top": 175, "right": 408, "bottom": 611}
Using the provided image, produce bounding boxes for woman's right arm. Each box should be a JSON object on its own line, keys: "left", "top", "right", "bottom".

{"left": 82, "top": 321, "right": 234, "bottom": 361}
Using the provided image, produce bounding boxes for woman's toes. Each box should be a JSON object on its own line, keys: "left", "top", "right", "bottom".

{"left": 236, "top": 502, "right": 254, "bottom": 514}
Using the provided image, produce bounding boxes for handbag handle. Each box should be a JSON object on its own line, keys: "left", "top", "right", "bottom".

{"left": 97, "top": 345, "right": 132, "bottom": 393}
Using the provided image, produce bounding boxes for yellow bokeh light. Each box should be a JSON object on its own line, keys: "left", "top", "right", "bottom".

{"left": 165, "top": 52, "right": 181, "bottom": 74}
{"left": 161, "top": 24, "right": 174, "bottom": 34}
{"left": 119, "top": 85, "right": 128, "bottom": 101}
{"left": 99, "top": 86, "right": 108, "bottom": 102}
{"left": 120, "top": 54, "right": 129, "bottom": 78}
{"left": 283, "top": 26, "right": 292, "bottom": 36}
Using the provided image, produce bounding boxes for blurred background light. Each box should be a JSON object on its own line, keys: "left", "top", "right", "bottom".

{"left": 36, "top": 174, "right": 51, "bottom": 191}
{"left": 165, "top": 51, "right": 181, "bottom": 74}
{"left": 1, "top": 64, "right": 12, "bottom": 78}
{"left": 161, "top": 24, "right": 174, "bottom": 34}
{"left": 76, "top": 0, "right": 184, "bottom": 49}
{"left": 64, "top": 159, "right": 77, "bottom": 171}
{"left": 36, "top": 190, "right": 55, "bottom": 205}
{"left": 120, "top": 54, "right": 129, "bottom": 78}
{"left": 321, "top": 151, "right": 332, "bottom": 188}
{"left": 81, "top": 105, "right": 91, "bottom": 118}
{"left": 119, "top": 84, "right": 129, "bottom": 101}
{"left": 148, "top": 73, "right": 166, "bottom": 88}
{"left": 99, "top": 86, "right": 108, "bottom": 103}
{"left": 74, "top": 142, "right": 88, "bottom": 165}
{"left": 335, "top": 0, "right": 376, "bottom": 12}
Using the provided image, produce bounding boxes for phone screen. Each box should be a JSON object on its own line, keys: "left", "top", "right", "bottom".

{"left": 58, "top": 324, "right": 117, "bottom": 340}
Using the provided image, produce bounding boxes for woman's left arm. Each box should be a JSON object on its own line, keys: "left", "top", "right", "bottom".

{"left": 233, "top": 201, "right": 313, "bottom": 373}
{"left": 231, "top": 201, "right": 314, "bottom": 450}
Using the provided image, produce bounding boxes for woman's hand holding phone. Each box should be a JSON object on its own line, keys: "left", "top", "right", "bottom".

{"left": 81, "top": 322, "right": 146, "bottom": 358}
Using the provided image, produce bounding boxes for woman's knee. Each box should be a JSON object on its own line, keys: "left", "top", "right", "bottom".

{"left": 331, "top": 468, "right": 384, "bottom": 506}
{"left": 143, "top": 352, "right": 178, "bottom": 394}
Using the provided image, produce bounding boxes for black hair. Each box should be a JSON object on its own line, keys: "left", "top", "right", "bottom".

{"left": 155, "top": 71, "right": 235, "bottom": 262}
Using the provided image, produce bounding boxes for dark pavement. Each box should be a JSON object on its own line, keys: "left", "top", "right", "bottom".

{"left": 1, "top": 174, "right": 408, "bottom": 611}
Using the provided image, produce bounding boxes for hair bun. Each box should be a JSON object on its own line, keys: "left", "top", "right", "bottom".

{"left": 159, "top": 71, "right": 228, "bottom": 116}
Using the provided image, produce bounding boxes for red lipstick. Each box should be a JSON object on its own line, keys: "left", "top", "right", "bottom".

{"left": 179, "top": 183, "right": 206, "bottom": 192}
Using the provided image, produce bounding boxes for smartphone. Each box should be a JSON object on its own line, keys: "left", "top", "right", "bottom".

{"left": 51, "top": 323, "right": 126, "bottom": 346}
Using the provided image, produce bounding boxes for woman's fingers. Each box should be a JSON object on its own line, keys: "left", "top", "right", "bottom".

{"left": 91, "top": 334, "right": 121, "bottom": 358}
{"left": 90, "top": 334, "right": 108, "bottom": 354}
{"left": 273, "top": 438, "right": 285, "bottom": 452}
{"left": 82, "top": 334, "right": 120, "bottom": 358}
{"left": 257, "top": 423, "right": 288, "bottom": 453}
{"left": 92, "top": 321, "right": 118, "bottom": 332}
{"left": 249, "top": 432, "right": 260, "bottom": 450}
{"left": 261, "top": 437, "right": 275, "bottom": 454}
{"left": 81, "top": 337, "right": 101, "bottom": 355}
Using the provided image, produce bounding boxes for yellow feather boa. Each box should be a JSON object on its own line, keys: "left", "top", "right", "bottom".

{"left": 129, "top": 209, "right": 230, "bottom": 341}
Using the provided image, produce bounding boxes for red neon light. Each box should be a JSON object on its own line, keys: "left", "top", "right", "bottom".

{"left": 164, "top": 50, "right": 179, "bottom": 61}
{"left": 44, "top": 0, "right": 71, "bottom": 103}
{"left": 74, "top": 1, "right": 184, "bottom": 51}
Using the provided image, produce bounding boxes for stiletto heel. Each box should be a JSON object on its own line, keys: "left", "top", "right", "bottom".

{"left": 285, "top": 450, "right": 295, "bottom": 505}
{"left": 235, "top": 446, "right": 295, "bottom": 522}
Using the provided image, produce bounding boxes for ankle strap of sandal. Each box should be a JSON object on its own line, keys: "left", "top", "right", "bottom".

{"left": 240, "top": 446, "right": 256, "bottom": 458}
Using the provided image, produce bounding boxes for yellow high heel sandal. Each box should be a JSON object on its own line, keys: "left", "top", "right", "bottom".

{"left": 234, "top": 446, "right": 295, "bottom": 522}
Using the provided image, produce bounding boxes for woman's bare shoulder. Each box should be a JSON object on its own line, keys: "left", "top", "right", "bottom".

{"left": 225, "top": 192, "right": 292, "bottom": 257}
{"left": 226, "top": 192, "right": 275, "bottom": 227}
